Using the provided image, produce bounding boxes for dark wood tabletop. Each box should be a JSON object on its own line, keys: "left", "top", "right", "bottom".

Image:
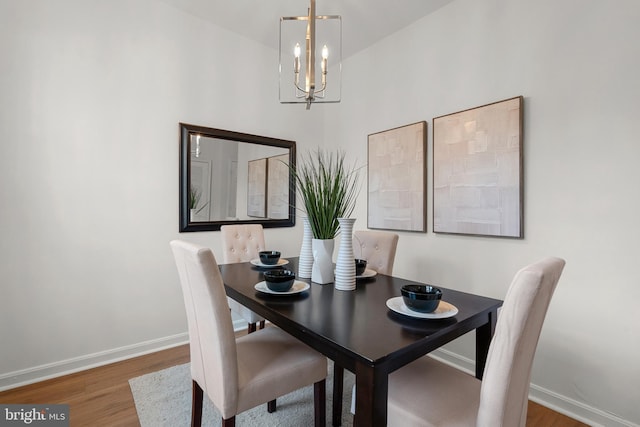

{"left": 220, "top": 257, "right": 503, "bottom": 426}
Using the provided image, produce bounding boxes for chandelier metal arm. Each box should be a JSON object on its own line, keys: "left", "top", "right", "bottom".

{"left": 280, "top": 0, "right": 340, "bottom": 109}
{"left": 305, "top": 0, "right": 316, "bottom": 102}
{"left": 294, "top": 81, "right": 326, "bottom": 97}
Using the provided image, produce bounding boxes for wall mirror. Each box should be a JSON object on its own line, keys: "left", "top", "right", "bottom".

{"left": 179, "top": 123, "right": 296, "bottom": 232}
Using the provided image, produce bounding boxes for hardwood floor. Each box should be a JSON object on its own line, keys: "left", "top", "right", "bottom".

{"left": 0, "top": 345, "right": 190, "bottom": 426}
{"left": 0, "top": 344, "right": 588, "bottom": 426}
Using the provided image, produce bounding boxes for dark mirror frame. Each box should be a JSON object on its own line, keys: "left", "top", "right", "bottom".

{"left": 179, "top": 123, "right": 296, "bottom": 232}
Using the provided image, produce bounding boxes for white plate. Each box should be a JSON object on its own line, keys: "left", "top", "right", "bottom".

{"left": 386, "top": 296, "right": 458, "bottom": 319}
{"left": 254, "top": 280, "right": 310, "bottom": 295}
{"left": 250, "top": 258, "right": 289, "bottom": 268}
{"left": 357, "top": 269, "right": 377, "bottom": 279}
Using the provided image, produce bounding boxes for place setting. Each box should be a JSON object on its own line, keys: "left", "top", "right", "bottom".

{"left": 332, "top": 258, "right": 377, "bottom": 282}
{"left": 355, "top": 258, "right": 377, "bottom": 280}
{"left": 386, "top": 284, "right": 458, "bottom": 320}
{"left": 254, "top": 268, "right": 310, "bottom": 296}
{"left": 250, "top": 250, "right": 290, "bottom": 269}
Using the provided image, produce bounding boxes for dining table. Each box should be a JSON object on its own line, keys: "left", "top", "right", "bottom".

{"left": 220, "top": 257, "right": 503, "bottom": 427}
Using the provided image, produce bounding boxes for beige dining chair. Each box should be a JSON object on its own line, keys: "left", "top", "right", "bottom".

{"left": 385, "top": 256, "right": 566, "bottom": 427}
{"left": 353, "top": 230, "right": 399, "bottom": 275}
{"left": 220, "top": 224, "right": 266, "bottom": 333}
{"left": 170, "top": 240, "right": 327, "bottom": 427}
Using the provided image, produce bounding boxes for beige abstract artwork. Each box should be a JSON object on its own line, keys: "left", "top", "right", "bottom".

{"left": 267, "top": 154, "right": 290, "bottom": 220}
{"left": 433, "top": 96, "right": 523, "bottom": 238}
{"left": 247, "top": 158, "right": 267, "bottom": 218}
{"left": 368, "top": 122, "right": 427, "bottom": 232}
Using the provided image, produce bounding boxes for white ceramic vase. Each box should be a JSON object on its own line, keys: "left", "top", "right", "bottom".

{"left": 312, "top": 238, "right": 335, "bottom": 284}
{"left": 298, "top": 217, "right": 313, "bottom": 278}
{"left": 334, "top": 218, "right": 356, "bottom": 291}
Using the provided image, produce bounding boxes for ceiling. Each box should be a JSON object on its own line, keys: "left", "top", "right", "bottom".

{"left": 155, "top": 0, "right": 455, "bottom": 59}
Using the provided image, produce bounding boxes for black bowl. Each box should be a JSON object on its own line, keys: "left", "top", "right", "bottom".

{"left": 401, "top": 284, "right": 442, "bottom": 313}
{"left": 264, "top": 269, "right": 295, "bottom": 292}
{"left": 355, "top": 259, "right": 367, "bottom": 276}
{"left": 259, "top": 250, "right": 281, "bottom": 265}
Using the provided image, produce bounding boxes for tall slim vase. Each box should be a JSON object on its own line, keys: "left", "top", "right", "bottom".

{"left": 312, "top": 238, "right": 335, "bottom": 284}
{"left": 335, "top": 218, "right": 356, "bottom": 291}
{"left": 298, "top": 217, "right": 313, "bottom": 279}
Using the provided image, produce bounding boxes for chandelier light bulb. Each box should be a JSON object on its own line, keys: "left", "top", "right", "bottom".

{"left": 293, "top": 42, "right": 301, "bottom": 79}
{"left": 321, "top": 45, "right": 328, "bottom": 74}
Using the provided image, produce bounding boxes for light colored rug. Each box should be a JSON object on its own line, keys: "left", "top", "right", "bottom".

{"left": 129, "top": 361, "right": 354, "bottom": 426}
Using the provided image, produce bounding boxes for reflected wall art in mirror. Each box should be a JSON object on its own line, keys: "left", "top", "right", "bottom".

{"left": 179, "top": 123, "right": 296, "bottom": 232}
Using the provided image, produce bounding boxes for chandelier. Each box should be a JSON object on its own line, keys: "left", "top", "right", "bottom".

{"left": 279, "top": 0, "right": 342, "bottom": 109}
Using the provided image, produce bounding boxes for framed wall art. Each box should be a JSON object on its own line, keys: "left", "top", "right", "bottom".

{"left": 367, "top": 121, "right": 427, "bottom": 232}
{"left": 267, "top": 154, "right": 290, "bottom": 219}
{"left": 433, "top": 96, "right": 523, "bottom": 238}
{"left": 247, "top": 158, "right": 267, "bottom": 218}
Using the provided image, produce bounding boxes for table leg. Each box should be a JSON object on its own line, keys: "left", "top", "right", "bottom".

{"left": 475, "top": 308, "right": 498, "bottom": 379}
{"left": 353, "top": 362, "right": 388, "bottom": 427}
{"left": 332, "top": 364, "right": 344, "bottom": 426}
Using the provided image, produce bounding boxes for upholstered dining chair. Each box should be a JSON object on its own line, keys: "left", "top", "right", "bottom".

{"left": 385, "top": 256, "right": 566, "bottom": 427}
{"left": 352, "top": 230, "right": 400, "bottom": 275}
{"left": 170, "top": 240, "right": 327, "bottom": 427}
{"left": 220, "top": 224, "right": 266, "bottom": 333}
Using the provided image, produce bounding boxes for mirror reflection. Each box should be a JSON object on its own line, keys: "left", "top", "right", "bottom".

{"left": 179, "top": 124, "right": 296, "bottom": 232}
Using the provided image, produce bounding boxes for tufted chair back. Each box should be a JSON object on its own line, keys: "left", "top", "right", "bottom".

{"left": 353, "top": 230, "right": 399, "bottom": 275}
{"left": 220, "top": 224, "right": 266, "bottom": 264}
{"left": 220, "top": 224, "right": 267, "bottom": 330}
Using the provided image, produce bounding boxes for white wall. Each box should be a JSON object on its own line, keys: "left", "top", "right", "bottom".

{"left": 2, "top": 0, "right": 639, "bottom": 425}
{"left": 0, "top": 0, "right": 322, "bottom": 387}
{"left": 326, "top": 0, "right": 640, "bottom": 425}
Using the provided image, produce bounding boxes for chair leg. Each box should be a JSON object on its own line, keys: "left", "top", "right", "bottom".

{"left": 314, "top": 379, "right": 326, "bottom": 427}
{"left": 267, "top": 399, "right": 277, "bottom": 413}
{"left": 191, "top": 380, "right": 203, "bottom": 427}
{"left": 222, "top": 416, "right": 236, "bottom": 427}
{"left": 259, "top": 320, "right": 266, "bottom": 329}
{"left": 332, "top": 364, "right": 344, "bottom": 426}
{"left": 248, "top": 322, "right": 257, "bottom": 333}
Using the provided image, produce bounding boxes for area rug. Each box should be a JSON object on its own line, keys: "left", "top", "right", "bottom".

{"left": 129, "top": 361, "right": 354, "bottom": 426}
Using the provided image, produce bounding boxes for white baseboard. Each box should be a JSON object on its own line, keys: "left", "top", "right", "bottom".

{"left": 0, "top": 333, "right": 189, "bottom": 392}
{"left": 528, "top": 384, "right": 638, "bottom": 427}
{"left": 430, "top": 348, "right": 637, "bottom": 427}
{"left": 0, "top": 321, "right": 255, "bottom": 393}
